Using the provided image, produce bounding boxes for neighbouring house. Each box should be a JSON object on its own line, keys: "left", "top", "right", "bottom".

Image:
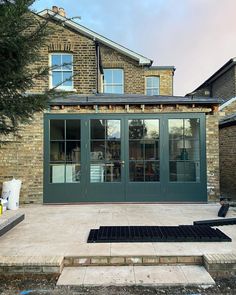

{"left": 0, "top": 7, "right": 221, "bottom": 204}
{"left": 187, "top": 57, "right": 236, "bottom": 200}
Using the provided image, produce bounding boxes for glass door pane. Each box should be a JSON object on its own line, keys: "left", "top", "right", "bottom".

{"left": 168, "top": 118, "right": 200, "bottom": 182}
{"left": 90, "top": 119, "right": 121, "bottom": 182}
{"left": 128, "top": 119, "right": 160, "bottom": 182}
{"left": 50, "top": 119, "right": 81, "bottom": 183}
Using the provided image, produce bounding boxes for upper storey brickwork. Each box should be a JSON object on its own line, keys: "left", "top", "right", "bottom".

{"left": 29, "top": 9, "right": 174, "bottom": 96}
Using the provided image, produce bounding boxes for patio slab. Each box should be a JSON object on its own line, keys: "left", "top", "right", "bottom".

{"left": 57, "top": 265, "right": 215, "bottom": 286}
{"left": 0, "top": 203, "right": 235, "bottom": 258}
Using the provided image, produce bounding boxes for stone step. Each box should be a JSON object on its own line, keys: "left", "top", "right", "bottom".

{"left": 0, "top": 256, "right": 64, "bottom": 275}
{"left": 57, "top": 265, "right": 215, "bottom": 286}
{"left": 64, "top": 255, "right": 203, "bottom": 267}
{"left": 0, "top": 213, "right": 24, "bottom": 238}
{"left": 204, "top": 253, "right": 236, "bottom": 277}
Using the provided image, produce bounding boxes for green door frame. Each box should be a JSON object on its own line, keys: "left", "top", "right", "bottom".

{"left": 85, "top": 114, "right": 126, "bottom": 202}
{"left": 162, "top": 113, "right": 207, "bottom": 202}
{"left": 44, "top": 112, "right": 207, "bottom": 203}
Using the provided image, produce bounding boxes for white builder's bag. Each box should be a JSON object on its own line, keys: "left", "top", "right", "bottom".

{"left": 2, "top": 179, "right": 22, "bottom": 210}
{"left": 1, "top": 180, "right": 12, "bottom": 200}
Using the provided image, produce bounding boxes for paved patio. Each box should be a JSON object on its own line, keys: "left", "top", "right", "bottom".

{"left": 0, "top": 203, "right": 236, "bottom": 257}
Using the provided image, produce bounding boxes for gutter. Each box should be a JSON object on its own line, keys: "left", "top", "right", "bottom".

{"left": 219, "top": 96, "right": 236, "bottom": 111}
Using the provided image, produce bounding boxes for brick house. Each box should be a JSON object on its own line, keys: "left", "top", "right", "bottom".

{"left": 187, "top": 57, "right": 236, "bottom": 200}
{"left": 0, "top": 7, "right": 221, "bottom": 204}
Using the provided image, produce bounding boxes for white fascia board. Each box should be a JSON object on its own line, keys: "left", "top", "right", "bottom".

{"left": 38, "top": 9, "right": 152, "bottom": 65}
{"left": 219, "top": 96, "right": 236, "bottom": 111}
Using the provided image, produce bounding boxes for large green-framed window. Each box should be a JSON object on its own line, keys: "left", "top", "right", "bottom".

{"left": 168, "top": 118, "right": 200, "bottom": 182}
{"left": 44, "top": 113, "right": 206, "bottom": 203}
{"left": 50, "top": 120, "right": 81, "bottom": 183}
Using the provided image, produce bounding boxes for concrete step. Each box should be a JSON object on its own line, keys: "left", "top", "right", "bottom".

{"left": 57, "top": 265, "right": 215, "bottom": 286}
{"left": 0, "top": 213, "right": 24, "bottom": 238}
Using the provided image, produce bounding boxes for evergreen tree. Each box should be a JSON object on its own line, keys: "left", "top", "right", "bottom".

{"left": 0, "top": 0, "right": 52, "bottom": 135}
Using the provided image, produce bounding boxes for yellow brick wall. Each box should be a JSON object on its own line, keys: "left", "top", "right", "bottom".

{"left": 144, "top": 69, "right": 173, "bottom": 96}
{"left": 100, "top": 44, "right": 173, "bottom": 95}
{"left": 0, "top": 113, "right": 44, "bottom": 203}
{"left": 219, "top": 125, "right": 236, "bottom": 200}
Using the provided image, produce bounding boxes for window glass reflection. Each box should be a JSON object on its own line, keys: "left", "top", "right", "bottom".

{"left": 145, "top": 161, "right": 159, "bottom": 181}
{"left": 66, "top": 164, "right": 80, "bottom": 182}
{"left": 107, "top": 120, "right": 120, "bottom": 139}
{"left": 50, "top": 164, "right": 65, "bottom": 183}
{"left": 66, "top": 141, "right": 80, "bottom": 162}
{"left": 50, "top": 120, "right": 64, "bottom": 140}
{"left": 90, "top": 119, "right": 121, "bottom": 183}
{"left": 129, "top": 119, "right": 159, "bottom": 182}
{"left": 50, "top": 119, "right": 81, "bottom": 183}
{"left": 106, "top": 141, "right": 121, "bottom": 160}
{"left": 50, "top": 142, "right": 65, "bottom": 161}
{"left": 91, "top": 120, "right": 105, "bottom": 139}
{"left": 129, "top": 120, "right": 145, "bottom": 139}
{"left": 144, "top": 120, "right": 159, "bottom": 139}
{"left": 168, "top": 118, "right": 200, "bottom": 182}
{"left": 66, "top": 120, "right": 80, "bottom": 140}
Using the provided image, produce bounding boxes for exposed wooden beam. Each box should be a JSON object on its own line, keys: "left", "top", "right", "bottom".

{"left": 93, "top": 105, "right": 99, "bottom": 112}
{"left": 125, "top": 104, "right": 130, "bottom": 112}
{"left": 212, "top": 105, "right": 219, "bottom": 113}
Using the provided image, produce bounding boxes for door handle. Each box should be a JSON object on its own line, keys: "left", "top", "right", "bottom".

{"left": 119, "top": 160, "right": 125, "bottom": 166}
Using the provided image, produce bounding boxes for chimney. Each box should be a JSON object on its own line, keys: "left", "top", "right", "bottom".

{"left": 58, "top": 7, "right": 66, "bottom": 17}
{"left": 52, "top": 6, "right": 58, "bottom": 13}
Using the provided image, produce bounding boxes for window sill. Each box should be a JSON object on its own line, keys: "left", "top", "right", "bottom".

{"left": 51, "top": 88, "right": 77, "bottom": 93}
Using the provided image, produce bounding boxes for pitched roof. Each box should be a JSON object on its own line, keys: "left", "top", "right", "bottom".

{"left": 192, "top": 57, "right": 236, "bottom": 93}
{"left": 38, "top": 9, "right": 152, "bottom": 66}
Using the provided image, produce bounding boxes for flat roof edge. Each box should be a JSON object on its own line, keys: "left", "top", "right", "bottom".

{"left": 49, "top": 98, "right": 222, "bottom": 106}
{"left": 149, "top": 66, "right": 176, "bottom": 71}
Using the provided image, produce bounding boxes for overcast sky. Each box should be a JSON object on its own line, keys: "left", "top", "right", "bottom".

{"left": 33, "top": 0, "right": 236, "bottom": 96}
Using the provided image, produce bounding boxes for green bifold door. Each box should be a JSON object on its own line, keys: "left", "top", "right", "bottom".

{"left": 44, "top": 113, "right": 207, "bottom": 203}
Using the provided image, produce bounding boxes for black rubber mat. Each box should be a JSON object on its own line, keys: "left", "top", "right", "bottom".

{"left": 87, "top": 225, "right": 231, "bottom": 243}
{"left": 194, "top": 218, "right": 236, "bottom": 227}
